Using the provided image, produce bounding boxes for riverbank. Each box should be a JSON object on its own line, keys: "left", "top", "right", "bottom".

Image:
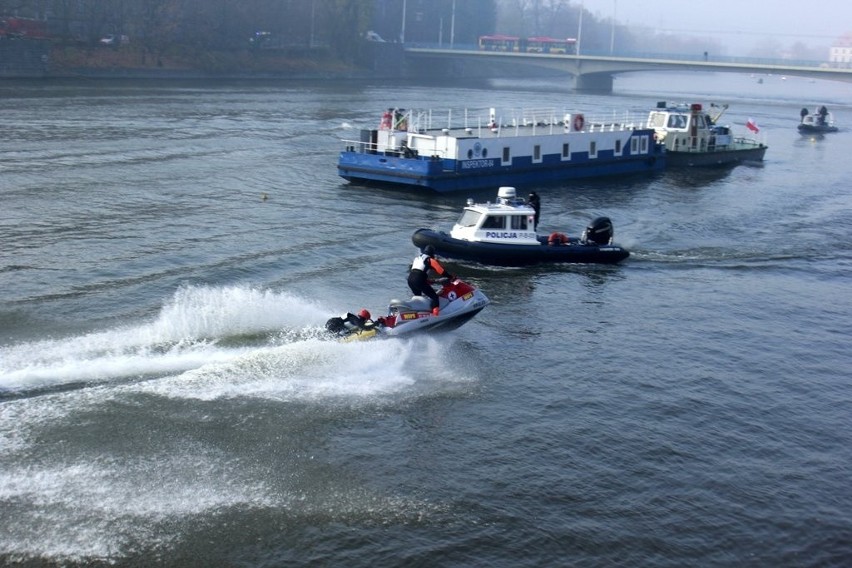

{"left": 51, "top": 44, "right": 360, "bottom": 78}
{"left": 2, "top": 40, "right": 399, "bottom": 80}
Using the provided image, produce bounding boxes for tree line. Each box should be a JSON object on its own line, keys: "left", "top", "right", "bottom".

{"left": 3, "top": 0, "right": 750, "bottom": 63}
{"left": 1, "top": 0, "right": 376, "bottom": 60}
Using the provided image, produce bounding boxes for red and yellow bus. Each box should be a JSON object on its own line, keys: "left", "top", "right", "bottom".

{"left": 478, "top": 35, "right": 521, "bottom": 52}
{"left": 479, "top": 35, "right": 577, "bottom": 54}
{"left": 524, "top": 36, "right": 577, "bottom": 54}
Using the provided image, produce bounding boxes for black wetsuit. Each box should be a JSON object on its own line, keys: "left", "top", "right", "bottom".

{"left": 408, "top": 254, "right": 447, "bottom": 309}
{"left": 528, "top": 192, "right": 541, "bottom": 230}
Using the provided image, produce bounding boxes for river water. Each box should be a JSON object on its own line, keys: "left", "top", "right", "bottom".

{"left": 1, "top": 73, "right": 850, "bottom": 566}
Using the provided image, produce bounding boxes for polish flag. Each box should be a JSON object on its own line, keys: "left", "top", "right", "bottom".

{"left": 746, "top": 118, "right": 760, "bottom": 133}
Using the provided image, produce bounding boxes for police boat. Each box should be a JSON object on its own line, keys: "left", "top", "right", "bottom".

{"left": 411, "top": 187, "right": 629, "bottom": 267}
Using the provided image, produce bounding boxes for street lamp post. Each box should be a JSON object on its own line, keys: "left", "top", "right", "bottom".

{"left": 400, "top": 0, "right": 407, "bottom": 43}
{"left": 577, "top": 5, "right": 583, "bottom": 56}
{"left": 610, "top": 0, "right": 616, "bottom": 54}
{"left": 310, "top": 0, "right": 315, "bottom": 48}
{"left": 450, "top": 0, "right": 456, "bottom": 48}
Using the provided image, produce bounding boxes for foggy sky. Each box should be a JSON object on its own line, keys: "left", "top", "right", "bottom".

{"left": 583, "top": 0, "right": 851, "bottom": 51}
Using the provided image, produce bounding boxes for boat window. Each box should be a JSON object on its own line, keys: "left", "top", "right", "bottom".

{"left": 615, "top": 139, "right": 622, "bottom": 154}
{"left": 648, "top": 112, "right": 667, "bottom": 128}
{"left": 533, "top": 145, "right": 541, "bottom": 161}
{"left": 481, "top": 215, "right": 505, "bottom": 229}
{"left": 510, "top": 215, "right": 528, "bottom": 230}
{"left": 502, "top": 146, "right": 511, "bottom": 164}
{"left": 562, "top": 142, "right": 570, "bottom": 159}
{"left": 667, "top": 114, "right": 687, "bottom": 129}
{"left": 457, "top": 210, "right": 481, "bottom": 227}
{"left": 589, "top": 141, "right": 597, "bottom": 158}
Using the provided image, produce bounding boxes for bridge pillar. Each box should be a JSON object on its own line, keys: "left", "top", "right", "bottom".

{"left": 572, "top": 73, "right": 613, "bottom": 93}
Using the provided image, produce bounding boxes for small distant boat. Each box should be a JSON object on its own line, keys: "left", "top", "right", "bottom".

{"left": 646, "top": 102, "right": 768, "bottom": 167}
{"left": 338, "top": 106, "right": 665, "bottom": 193}
{"left": 411, "top": 187, "right": 629, "bottom": 266}
{"left": 798, "top": 106, "right": 838, "bottom": 134}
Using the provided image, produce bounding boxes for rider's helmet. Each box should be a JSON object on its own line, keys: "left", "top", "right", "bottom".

{"left": 358, "top": 308, "right": 371, "bottom": 320}
{"left": 423, "top": 245, "right": 435, "bottom": 257}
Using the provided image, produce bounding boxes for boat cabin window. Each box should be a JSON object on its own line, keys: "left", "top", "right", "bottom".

{"left": 457, "top": 209, "right": 481, "bottom": 227}
{"left": 509, "top": 215, "right": 529, "bottom": 230}
{"left": 648, "top": 112, "right": 667, "bottom": 128}
{"left": 667, "top": 114, "right": 688, "bottom": 129}
{"left": 502, "top": 147, "right": 511, "bottom": 165}
{"left": 481, "top": 215, "right": 505, "bottom": 229}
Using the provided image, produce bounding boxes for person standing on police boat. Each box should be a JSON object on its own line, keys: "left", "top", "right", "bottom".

{"left": 528, "top": 192, "right": 541, "bottom": 230}
{"left": 408, "top": 245, "right": 452, "bottom": 316}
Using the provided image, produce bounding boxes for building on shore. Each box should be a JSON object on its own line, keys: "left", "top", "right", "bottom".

{"left": 829, "top": 33, "right": 852, "bottom": 68}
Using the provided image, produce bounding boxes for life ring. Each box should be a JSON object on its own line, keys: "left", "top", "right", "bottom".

{"left": 548, "top": 232, "right": 569, "bottom": 246}
{"left": 573, "top": 114, "right": 584, "bottom": 132}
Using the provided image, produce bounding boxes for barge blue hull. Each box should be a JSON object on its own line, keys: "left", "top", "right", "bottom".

{"left": 338, "top": 149, "right": 665, "bottom": 193}
{"left": 412, "top": 228, "right": 629, "bottom": 266}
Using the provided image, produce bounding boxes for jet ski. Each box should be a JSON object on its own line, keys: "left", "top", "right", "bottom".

{"left": 325, "top": 277, "right": 490, "bottom": 341}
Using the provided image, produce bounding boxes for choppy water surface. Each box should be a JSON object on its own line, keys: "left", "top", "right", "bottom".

{"left": 1, "top": 74, "right": 851, "bottom": 566}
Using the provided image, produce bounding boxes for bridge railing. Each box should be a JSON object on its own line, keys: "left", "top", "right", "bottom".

{"left": 406, "top": 43, "right": 845, "bottom": 70}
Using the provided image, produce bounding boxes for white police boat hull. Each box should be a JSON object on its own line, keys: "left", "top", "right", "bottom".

{"left": 412, "top": 227, "right": 629, "bottom": 266}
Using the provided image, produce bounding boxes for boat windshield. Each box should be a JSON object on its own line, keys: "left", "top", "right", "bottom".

{"left": 481, "top": 215, "right": 505, "bottom": 229}
{"left": 457, "top": 209, "right": 482, "bottom": 227}
{"left": 648, "top": 112, "right": 667, "bottom": 128}
{"left": 648, "top": 111, "right": 687, "bottom": 129}
{"left": 510, "top": 215, "right": 529, "bottom": 230}
{"left": 667, "top": 114, "right": 688, "bottom": 128}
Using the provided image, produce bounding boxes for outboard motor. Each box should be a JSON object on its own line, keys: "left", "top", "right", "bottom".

{"left": 581, "top": 217, "right": 614, "bottom": 245}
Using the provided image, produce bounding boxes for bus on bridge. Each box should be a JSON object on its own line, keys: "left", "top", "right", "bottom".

{"left": 478, "top": 35, "right": 577, "bottom": 54}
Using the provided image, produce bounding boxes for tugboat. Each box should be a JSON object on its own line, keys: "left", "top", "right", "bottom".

{"left": 646, "top": 102, "right": 767, "bottom": 167}
{"left": 411, "top": 187, "right": 629, "bottom": 267}
{"left": 338, "top": 106, "right": 665, "bottom": 193}
{"left": 798, "top": 105, "right": 838, "bottom": 134}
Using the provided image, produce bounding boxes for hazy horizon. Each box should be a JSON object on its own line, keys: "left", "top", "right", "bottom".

{"left": 582, "top": 0, "right": 851, "bottom": 53}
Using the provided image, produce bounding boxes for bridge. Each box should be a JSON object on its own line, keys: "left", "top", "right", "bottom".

{"left": 404, "top": 46, "right": 852, "bottom": 92}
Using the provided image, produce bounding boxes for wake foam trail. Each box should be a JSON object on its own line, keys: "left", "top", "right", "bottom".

{"left": 0, "top": 445, "right": 276, "bottom": 562}
{"left": 134, "top": 337, "right": 421, "bottom": 402}
{"left": 0, "top": 284, "right": 330, "bottom": 393}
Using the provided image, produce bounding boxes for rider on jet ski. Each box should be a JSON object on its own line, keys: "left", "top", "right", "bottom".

{"left": 408, "top": 245, "right": 453, "bottom": 316}
{"left": 325, "top": 308, "right": 382, "bottom": 335}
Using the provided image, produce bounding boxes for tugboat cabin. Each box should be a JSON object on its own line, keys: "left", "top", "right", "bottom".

{"left": 644, "top": 100, "right": 767, "bottom": 167}
{"left": 646, "top": 102, "right": 732, "bottom": 153}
